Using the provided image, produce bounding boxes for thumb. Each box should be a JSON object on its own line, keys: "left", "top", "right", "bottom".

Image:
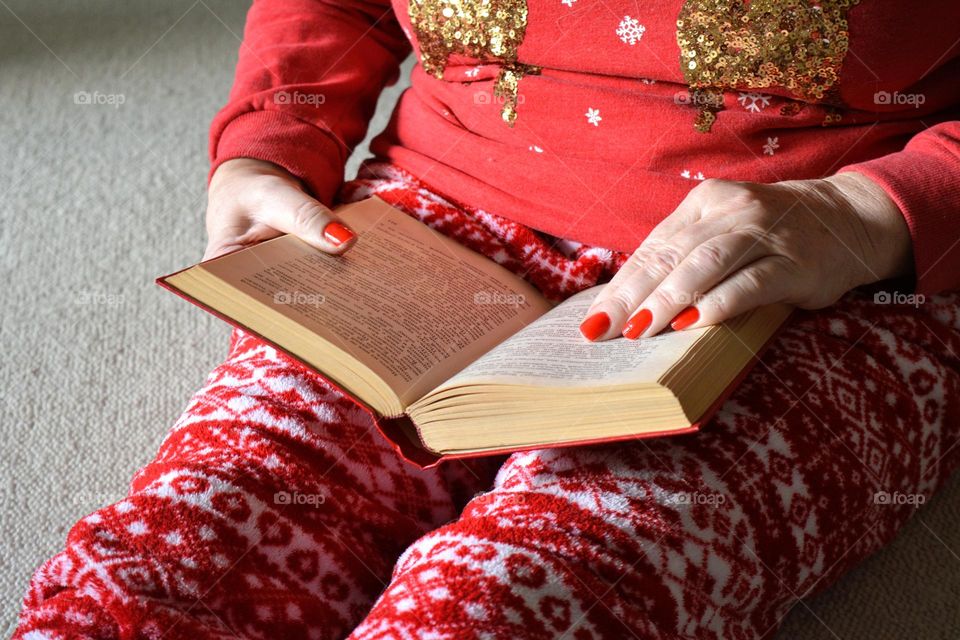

{"left": 255, "top": 181, "right": 356, "bottom": 255}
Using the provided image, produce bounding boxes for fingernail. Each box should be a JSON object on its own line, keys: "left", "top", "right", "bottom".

{"left": 670, "top": 306, "right": 700, "bottom": 331}
{"left": 323, "top": 221, "right": 355, "bottom": 246}
{"left": 622, "top": 308, "right": 652, "bottom": 340}
{"left": 579, "top": 312, "right": 611, "bottom": 341}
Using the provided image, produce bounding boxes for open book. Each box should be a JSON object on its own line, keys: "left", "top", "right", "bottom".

{"left": 159, "top": 197, "right": 791, "bottom": 464}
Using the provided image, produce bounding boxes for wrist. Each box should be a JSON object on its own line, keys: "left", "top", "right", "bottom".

{"left": 821, "top": 172, "right": 914, "bottom": 285}
{"left": 212, "top": 157, "right": 293, "bottom": 182}
{"left": 210, "top": 157, "right": 302, "bottom": 195}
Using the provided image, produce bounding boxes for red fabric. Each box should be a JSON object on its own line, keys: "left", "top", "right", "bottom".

{"left": 839, "top": 121, "right": 960, "bottom": 295}
{"left": 209, "top": 0, "right": 960, "bottom": 294}
{"left": 208, "top": 0, "right": 411, "bottom": 205}
{"left": 15, "top": 171, "right": 960, "bottom": 639}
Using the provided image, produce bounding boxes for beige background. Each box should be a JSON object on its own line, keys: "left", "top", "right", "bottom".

{"left": 1, "top": 1, "right": 958, "bottom": 637}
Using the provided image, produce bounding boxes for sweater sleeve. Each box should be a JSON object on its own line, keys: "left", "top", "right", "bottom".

{"left": 838, "top": 121, "right": 960, "bottom": 295}
{"left": 209, "top": 0, "right": 411, "bottom": 205}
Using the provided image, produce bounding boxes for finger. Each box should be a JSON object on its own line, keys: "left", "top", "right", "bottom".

{"left": 255, "top": 182, "right": 356, "bottom": 254}
{"left": 203, "top": 210, "right": 279, "bottom": 260}
{"left": 580, "top": 182, "right": 729, "bottom": 341}
{"left": 580, "top": 218, "right": 735, "bottom": 341}
{"left": 626, "top": 231, "right": 769, "bottom": 338}
{"left": 203, "top": 238, "right": 262, "bottom": 261}
{"left": 663, "top": 256, "right": 795, "bottom": 332}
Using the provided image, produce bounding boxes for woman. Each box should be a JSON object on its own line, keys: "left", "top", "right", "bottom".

{"left": 16, "top": 1, "right": 960, "bottom": 638}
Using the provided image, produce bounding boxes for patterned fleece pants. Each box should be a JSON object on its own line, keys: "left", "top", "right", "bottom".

{"left": 15, "top": 164, "right": 960, "bottom": 640}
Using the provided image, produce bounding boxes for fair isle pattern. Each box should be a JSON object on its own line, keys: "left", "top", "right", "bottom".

{"left": 16, "top": 168, "right": 960, "bottom": 639}
{"left": 347, "top": 289, "right": 960, "bottom": 639}
{"left": 348, "top": 290, "right": 960, "bottom": 639}
{"left": 16, "top": 329, "right": 500, "bottom": 640}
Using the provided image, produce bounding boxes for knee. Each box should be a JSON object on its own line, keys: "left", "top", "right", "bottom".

{"left": 452, "top": 448, "right": 764, "bottom": 639}
{"left": 362, "top": 448, "right": 747, "bottom": 639}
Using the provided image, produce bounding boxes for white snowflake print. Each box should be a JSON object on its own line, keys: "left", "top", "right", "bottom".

{"left": 763, "top": 137, "right": 780, "bottom": 155}
{"left": 640, "top": 78, "right": 657, "bottom": 85}
{"left": 680, "top": 169, "right": 706, "bottom": 180}
{"left": 585, "top": 108, "right": 602, "bottom": 126}
{"left": 616, "top": 16, "right": 646, "bottom": 45}
{"left": 561, "top": 0, "right": 576, "bottom": 6}
{"left": 464, "top": 66, "right": 481, "bottom": 78}
{"left": 738, "top": 92, "right": 771, "bottom": 113}
{"left": 529, "top": 145, "right": 544, "bottom": 153}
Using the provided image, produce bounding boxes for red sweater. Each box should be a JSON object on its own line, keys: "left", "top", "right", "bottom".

{"left": 210, "top": 0, "right": 960, "bottom": 294}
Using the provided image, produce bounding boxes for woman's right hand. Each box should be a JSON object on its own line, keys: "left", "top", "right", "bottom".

{"left": 203, "top": 158, "right": 356, "bottom": 261}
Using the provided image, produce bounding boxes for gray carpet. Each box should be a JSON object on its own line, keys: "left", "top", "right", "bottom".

{"left": 1, "top": 1, "right": 958, "bottom": 637}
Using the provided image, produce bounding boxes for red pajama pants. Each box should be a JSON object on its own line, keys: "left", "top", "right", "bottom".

{"left": 16, "top": 164, "right": 960, "bottom": 640}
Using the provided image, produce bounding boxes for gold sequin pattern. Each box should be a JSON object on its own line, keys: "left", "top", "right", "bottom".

{"left": 676, "top": 0, "right": 860, "bottom": 131}
{"left": 691, "top": 88, "right": 725, "bottom": 133}
{"left": 408, "top": 0, "right": 536, "bottom": 126}
{"left": 493, "top": 67, "right": 522, "bottom": 125}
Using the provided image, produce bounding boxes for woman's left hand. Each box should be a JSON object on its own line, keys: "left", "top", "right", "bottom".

{"left": 580, "top": 173, "right": 914, "bottom": 341}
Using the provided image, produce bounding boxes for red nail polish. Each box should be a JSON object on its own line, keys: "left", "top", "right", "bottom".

{"left": 579, "top": 312, "right": 611, "bottom": 341}
{"left": 323, "top": 221, "right": 355, "bottom": 246}
{"left": 622, "top": 308, "right": 652, "bottom": 340}
{"left": 670, "top": 306, "right": 700, "bottom": 331}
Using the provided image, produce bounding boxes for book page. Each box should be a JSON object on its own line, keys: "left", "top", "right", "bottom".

{"left": 198, "top": 198, "right": 551, "bottom": 405}
{"left": 434, "top": 286, "right": 710, "bottom": 389}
